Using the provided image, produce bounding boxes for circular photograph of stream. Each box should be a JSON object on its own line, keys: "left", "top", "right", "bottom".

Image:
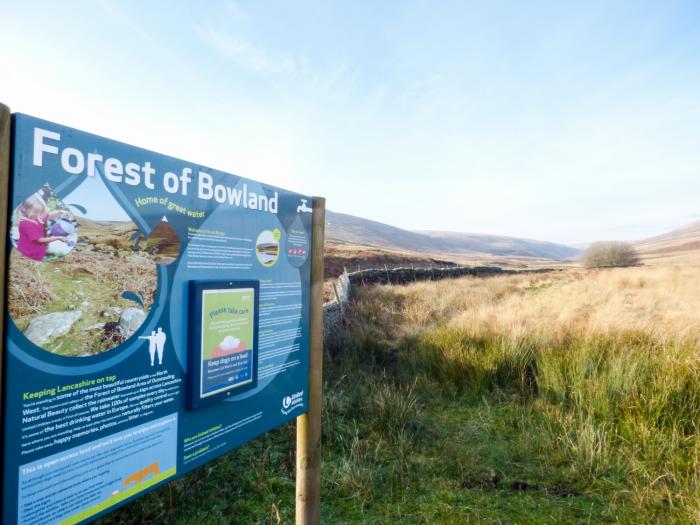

{"left": 256, "top": 229, "right": 280, "bottom": 267}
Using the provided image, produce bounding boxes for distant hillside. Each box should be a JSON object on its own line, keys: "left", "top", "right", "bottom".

{"left": 636, "top": 220, "right": 700, "bottom": 264}
{"left": 325, "top": 210, "right": 580, "bottom": 261}
{"left": 419, "top": 230, "right": 581, "bottom": 260}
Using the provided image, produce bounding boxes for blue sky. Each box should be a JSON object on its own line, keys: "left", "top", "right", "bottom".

{"left": 1, "top": 1, "right": 699, "bottom": 244}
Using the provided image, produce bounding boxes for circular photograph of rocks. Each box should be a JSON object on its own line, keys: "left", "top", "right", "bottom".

{"left": 6, "top": 179, "right": 171, "bottom": 357}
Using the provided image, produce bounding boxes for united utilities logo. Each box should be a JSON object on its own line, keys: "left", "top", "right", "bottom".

{"left": 281, "top": 391, "right": 304, "bottom": 415}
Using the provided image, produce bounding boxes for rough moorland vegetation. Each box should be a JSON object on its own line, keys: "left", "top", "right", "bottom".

{"left": 102, "top": 266, "right": 700, "bottom": 524}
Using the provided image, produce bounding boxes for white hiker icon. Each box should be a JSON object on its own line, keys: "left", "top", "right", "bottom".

{"left": 154, "top": 327, "right": 167, "bottom": 365}
{"left": 139, "top": 327, "right": 167, "bottom": 366}
{"left": 139, "top": 331, "right": 157, "bottom": 366}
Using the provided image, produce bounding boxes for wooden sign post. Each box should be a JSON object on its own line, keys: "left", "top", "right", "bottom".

{"left": 296, "top": 197, "right": 325, "bottom": 525}
{"left": 0, "top": 102, "right": 10, "bottom": 446}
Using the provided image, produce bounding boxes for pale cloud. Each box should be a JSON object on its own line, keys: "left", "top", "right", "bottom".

{"left": 224, "top": 0, "right": 249, "bottom": 23}
{"left": 196, "top": 25, "right": 298, "bottom": 76}
{"left": 96, "top": 0, "right": 197, "bottom": 77}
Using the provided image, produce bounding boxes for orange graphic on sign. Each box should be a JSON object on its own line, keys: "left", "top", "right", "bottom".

{"left": 122, "top": 462, "right": 160, "bottom": 487}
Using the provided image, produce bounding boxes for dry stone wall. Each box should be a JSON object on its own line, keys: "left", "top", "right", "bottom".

{"left": 322, "top": 265, "right": 554, "bottom": 342}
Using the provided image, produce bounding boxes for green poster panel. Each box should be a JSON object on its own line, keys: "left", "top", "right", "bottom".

{"left": 188, "top": 280, "right": 260, "bottom": 407}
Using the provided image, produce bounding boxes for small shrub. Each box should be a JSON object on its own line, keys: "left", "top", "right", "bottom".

{"left": 582, "top": 241, "right": 641, "bottom": 268}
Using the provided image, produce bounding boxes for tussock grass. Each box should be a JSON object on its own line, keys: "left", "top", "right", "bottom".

{"left": 329, "top": 266, "right": 700, "bottom": 522}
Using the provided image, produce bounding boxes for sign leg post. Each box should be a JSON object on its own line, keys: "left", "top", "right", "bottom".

{"left": 0, "top": 103, "right": 10, "bottom": 505}
{"left": 296, "top": 197, "right": 325, "bottom": 525}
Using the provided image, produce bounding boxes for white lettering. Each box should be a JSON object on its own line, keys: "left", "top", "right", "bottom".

{"left": 258, "top": 194, "right": 268, "bottom": 212}
{"left": 226, "top": 186, "right": 243, "bottom": 206}
{"left": 61, "top": 148, "right": 84, "bottom": 175}
{"left": 28, "top": 129, "right": 279, "bottom": 214}
{"left": 86, "top": 153, "right": 103, "bottom": 177}
{"left": 33, "top": 128, "right": 60, "bottom": 167}
{"left": 247, "top": 191, "right": 258, "bottom": 209}
{"left": 163, "top": 172, "right": 179, "bottom": 194}
{"left": 143, "top": 162, "right": 155, "bottom": 189}
{"left": 180, "top": 168, "right": 192, "bottom": 196}
{"left": 124, "top": 162, "right": 141, "bottom": 186}
{"left": 103, "top": 158, "right": 123, "bottom": 182}
{"left": 214, "top": 184, "right": 226, "bottom": 203}
{"left": 198, "top": 172, "right": 213, "bottom": 199}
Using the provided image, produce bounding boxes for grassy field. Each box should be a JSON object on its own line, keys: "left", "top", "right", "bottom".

{"left": 101, "top": 265, "right": 700, "bottom": 524}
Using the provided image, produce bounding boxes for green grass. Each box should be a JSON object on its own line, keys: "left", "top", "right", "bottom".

{"left": 97, "top": 281, "right": 700, "bottom": 524}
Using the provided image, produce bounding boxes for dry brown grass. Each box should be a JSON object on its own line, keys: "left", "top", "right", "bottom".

{"left": 61, "top": 247, "right": 157, "bottom": 310}
{"left": 7, "top": 251, "right": 55, "bottom": 318}
{"left": 361, "top": 265, "right": 700, "bottom": 346}
{"left": 452, "top": 266, "right": 700, "bottom": 345}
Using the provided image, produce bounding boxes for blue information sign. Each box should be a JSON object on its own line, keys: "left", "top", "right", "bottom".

{"left": 2, "top": 114, "right": 313, "bottom": 524}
